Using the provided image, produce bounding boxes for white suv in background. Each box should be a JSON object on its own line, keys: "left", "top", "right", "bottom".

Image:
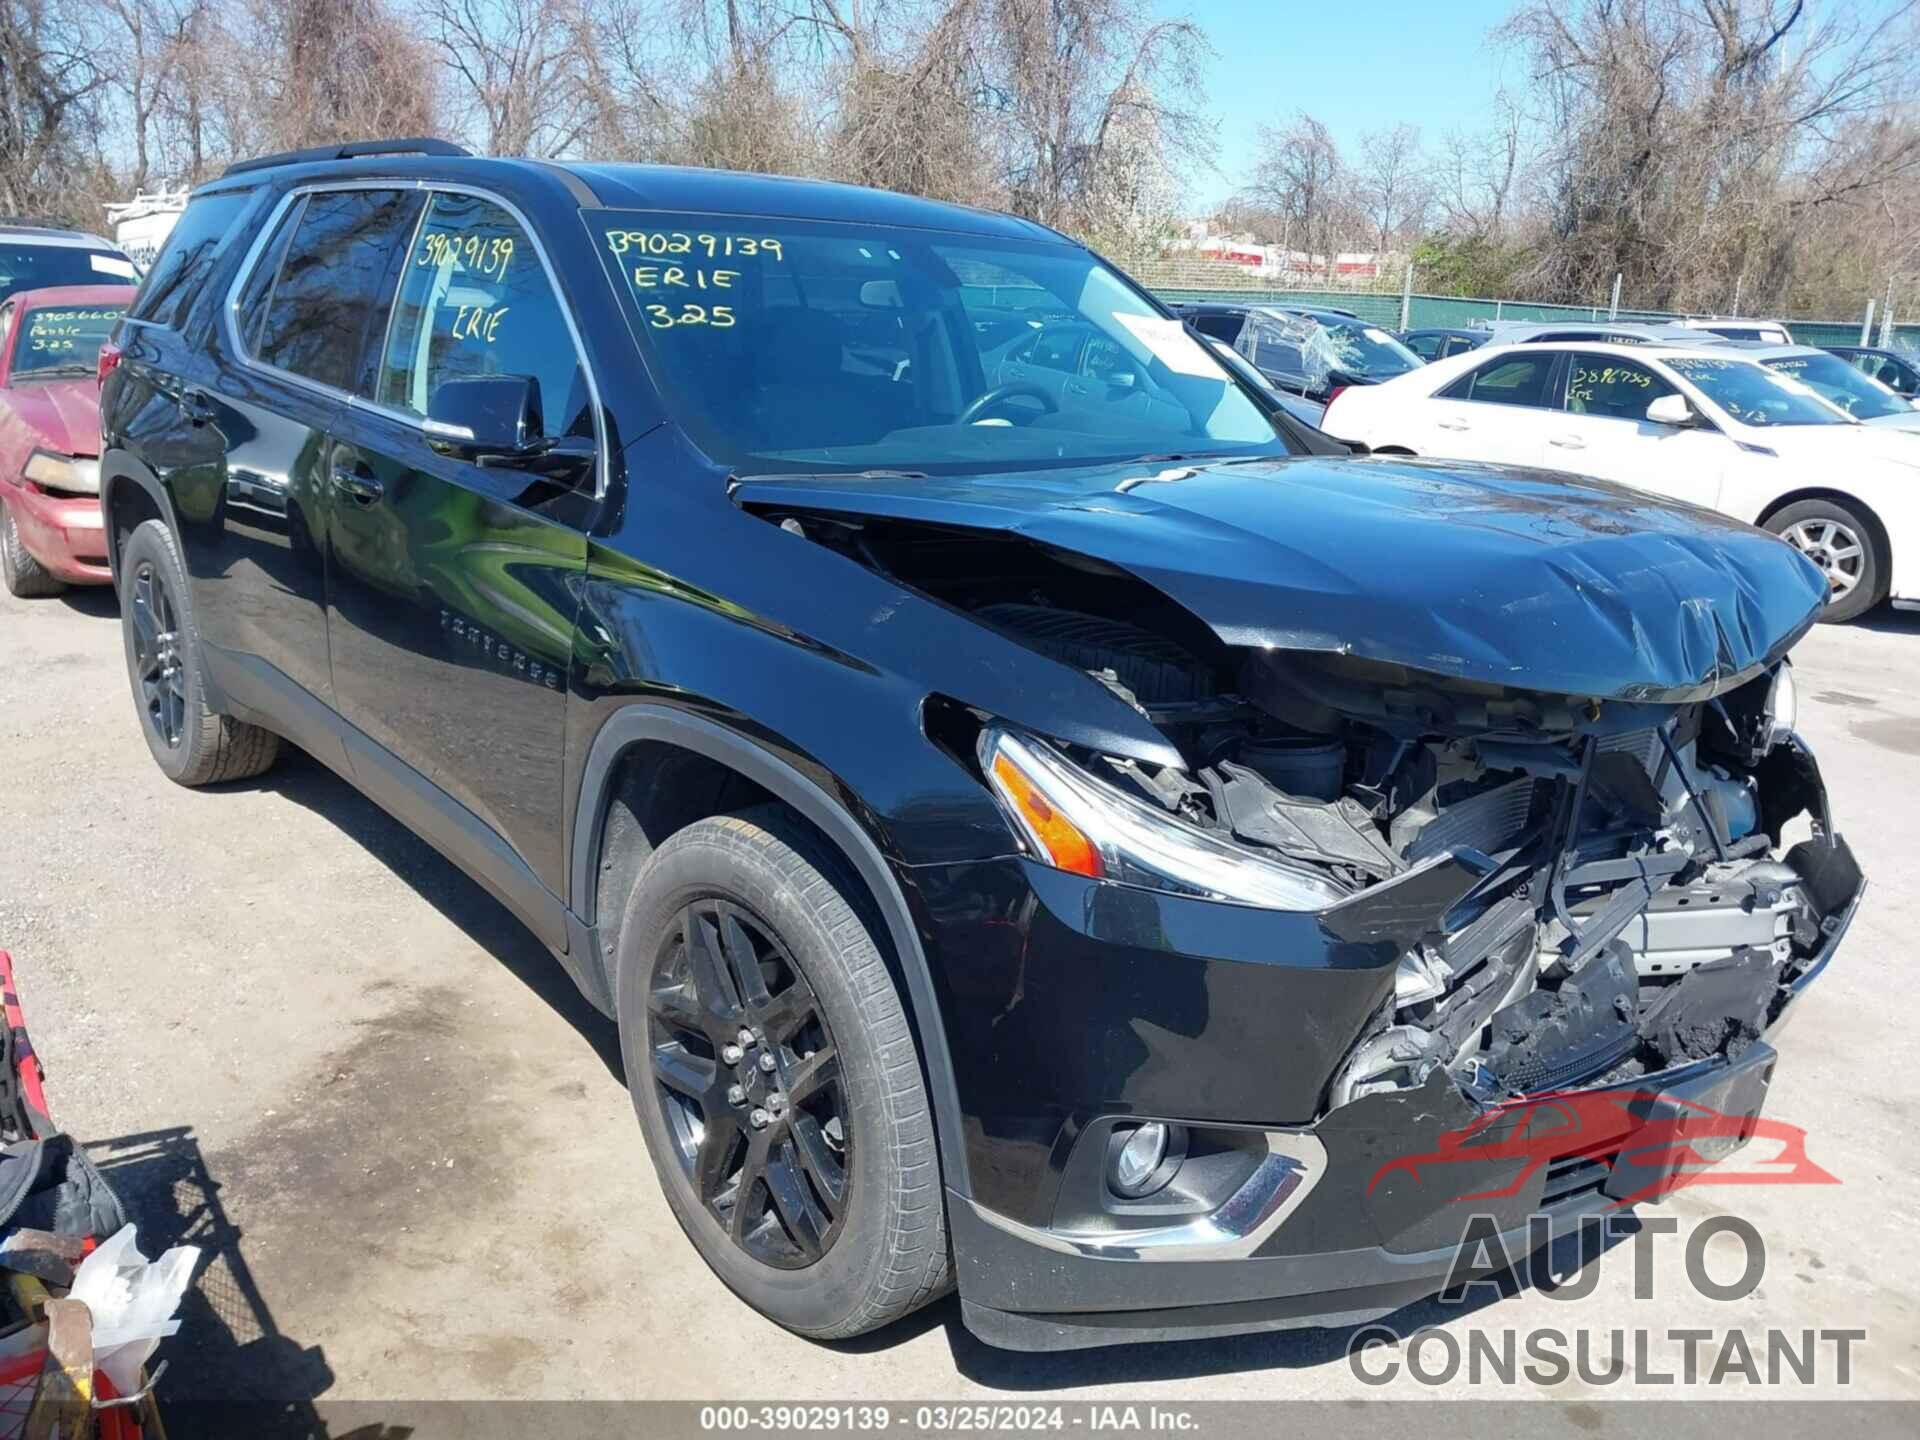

{"left": 1322, "top": 340, "right": 1920, "bottom": 621}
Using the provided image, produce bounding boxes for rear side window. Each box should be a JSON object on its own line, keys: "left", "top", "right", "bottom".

{"left": 251, "top": 189, "right": 423, "bottom": 393}
{"left": 376, "top": 192, "right": 589, "bottom": 439}
{"left": 128, "top": 190, "right": 253, "bottom": 329}
{"left": 1404, "top": 333, "right": 1443, "bottom": 361}
{"left": 1442, "top": 353, "right": 1558, "bottom": 408}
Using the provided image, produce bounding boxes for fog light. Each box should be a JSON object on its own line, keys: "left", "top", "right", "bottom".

{"left": 1108, "top": 1121, "right": 1183, "bottom": 1198}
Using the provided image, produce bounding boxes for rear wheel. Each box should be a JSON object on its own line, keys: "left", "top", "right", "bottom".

{"left": 616, "top": 808, "right": 950, "bottom": 1338}
{"left": 1765, "top": 497, "right": 1888, "bottom": 624}
{"left": 118, "top": 519, "right": 281, "bottom": 785}
{"left": 1, "top": 501, "right": 64, "bottom": 598}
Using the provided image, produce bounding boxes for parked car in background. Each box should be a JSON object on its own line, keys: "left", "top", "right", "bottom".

{"left": 0, "top": 284, "right": 135, "bottom": 595}
{"left": 1397, "top": 326, "right": 1486, "bottom": 361}
{"left": 1175, "top": 302, "right": 1421, "bottom": 401}
{"left": 0, "top": 226, "right": 137, "bottom": 302}
{"left": 1323, "top": 339, "right": 1920, "bottom": 620}
{"left": 1741, "top": 343, "right": 1920, "bottom": 431}
{"left": 1197, "top": 334, "right": 1329, "bottom": 426}
{"left": 1827, "top": 345, "right": 1920, "bottom": 401}
{"left": 1472, "top": 320, "right": 1717, "bottom": 347}
{"left": 99, "top": 142, "right": 1859, "bottom": 1353}
{"left": 1674, "top": 317, "right": 1793, "bottom": 343}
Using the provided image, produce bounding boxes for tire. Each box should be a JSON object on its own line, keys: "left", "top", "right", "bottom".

{"left": 1, "top": 501, "right": 65, "bottom": 598}
{"left": 1764, "top": 497, "right": 1889, "bottom": 624}
{"left": 118, "top": 519, "right": 281, "bottom": 785}
{"left": 616, "top": 807, "right": 951, "bottom": 1339}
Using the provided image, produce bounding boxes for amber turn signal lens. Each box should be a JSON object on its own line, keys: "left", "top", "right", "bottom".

{"left": 990, "top": 751, "right": 1103, "bottom": 879}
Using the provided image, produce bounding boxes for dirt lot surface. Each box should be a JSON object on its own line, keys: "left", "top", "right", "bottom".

{"left": 2, "top": 580, "right": 1917, "bottom": 1416}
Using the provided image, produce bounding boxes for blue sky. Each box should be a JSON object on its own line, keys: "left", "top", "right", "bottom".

{"left": 1157, "top": 0, "right": 1523, "bottom": 207}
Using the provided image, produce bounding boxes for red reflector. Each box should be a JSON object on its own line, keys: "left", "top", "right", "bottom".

{"left": 1326, "top": 385, "right": 1348, "bottom": 404}
{"left": 97, "top": 339, "right": 123, "bottom": 387}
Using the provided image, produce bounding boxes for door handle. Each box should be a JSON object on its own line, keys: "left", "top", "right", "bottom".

{"left": 1436, "top": 418, "right": 1470, "bottom": 432}
{"left": 1549, "top": 435, "right": 1587, "bottom": 450}
{"left": 329, "top": 455, "right": 385, "bottom": 504}
{"left": 181, "top": 389, "right": 215, "bottom": 426}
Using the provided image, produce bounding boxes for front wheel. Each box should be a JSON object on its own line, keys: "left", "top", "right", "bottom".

{"left": 616, "top": 808, "right": 951, "bottom": 1339}
{"left": 1, "top": 501, "right": 64, "bottom": 598}
{"left": 1765, "top": 497, "right": 1889, "bottom": 624}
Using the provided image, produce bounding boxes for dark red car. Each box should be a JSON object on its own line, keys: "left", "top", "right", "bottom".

{"left": 0, "top": 283, "right": 137, "bottom": 596}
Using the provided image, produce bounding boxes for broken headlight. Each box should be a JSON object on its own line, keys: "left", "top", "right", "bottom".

{"left": 1763, "top": 659, "right": 1798, "bottom": 751}
{"left": 978, "top": 725, "right": 1347, "bottom": 910}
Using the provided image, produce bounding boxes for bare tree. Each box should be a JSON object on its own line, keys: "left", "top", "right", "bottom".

{"left": 1243, "top": 113, "right": 1348, "bottom": 263}
{"left": 990, "top": 0, "right": 1211, "bottom": 233}
{"left": 1355, "top": 122, "right": 1427, "bottom": 251}
{"left": 1502, "top": 0, "right": 1920, "bottom": 310}
{"left": 0, "top": 0, "right": 106, "bottom": 217}
{"left": 420, "top": 0, "right": 590, "bottom": 157}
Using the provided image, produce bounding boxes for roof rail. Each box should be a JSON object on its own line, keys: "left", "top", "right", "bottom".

{"left": 221, "top": 137, "right": 470, "bottom": 180}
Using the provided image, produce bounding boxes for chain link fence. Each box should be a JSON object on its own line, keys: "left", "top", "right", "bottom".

{"left": 1119, "top": 257, "right": 1920, "bottom": 353}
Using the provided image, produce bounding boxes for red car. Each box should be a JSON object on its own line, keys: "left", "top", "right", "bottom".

{"left": 0, "top": 284, "right": 138, "bottom": 596}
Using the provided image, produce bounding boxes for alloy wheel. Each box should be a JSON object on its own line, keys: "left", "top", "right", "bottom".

{"left": 130, "top": 561, "right": 187, "bottom": 748}
{"left": 1781, "top": 517, "right": 1864, "bottom": 599}
{"left": 648, "top": 898, "right": 850, "bottom": 1268}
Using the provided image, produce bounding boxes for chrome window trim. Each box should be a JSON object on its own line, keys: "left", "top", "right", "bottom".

{"left": 220, "top": 177, "right": 609, "bottom": 502}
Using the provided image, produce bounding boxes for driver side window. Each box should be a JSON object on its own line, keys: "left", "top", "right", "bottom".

{"left": 376, "top": 192, "right": 590, "bottom": 441}
{"left": 1564, "top": 353, "right": 1675, "bottom": 420}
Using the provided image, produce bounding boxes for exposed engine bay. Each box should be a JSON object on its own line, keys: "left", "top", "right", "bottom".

{"left": 756, "top": 512, "right": 1864, "bottom": 1117}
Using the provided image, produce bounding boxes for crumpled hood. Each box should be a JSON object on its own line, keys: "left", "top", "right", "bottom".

{"left": 735, "top": 453, "right": 1829, "bottom": 703}
{"left": 5, "top": 378, "right": 104, "bottom": 456}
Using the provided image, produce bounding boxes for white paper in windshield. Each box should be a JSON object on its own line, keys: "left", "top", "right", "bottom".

{"left": 1363, "top": 326, "right": 1395, "bottom": 344}
{"left": 1112, "top": 311, "right": 1223, "bottom": 379}
{"left": 90, "top": 254, "right": 136, "bottom": 279}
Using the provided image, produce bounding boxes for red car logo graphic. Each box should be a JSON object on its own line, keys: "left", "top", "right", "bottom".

{"left": 1367, "top": 1087, "right": 1837, "bottom": 1208}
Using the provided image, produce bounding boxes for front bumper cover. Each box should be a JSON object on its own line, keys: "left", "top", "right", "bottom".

{"left": 953, "top": 836, "right": 1864, "bottom": 1352}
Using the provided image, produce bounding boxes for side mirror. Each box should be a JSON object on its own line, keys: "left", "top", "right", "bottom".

{"left": 424, "top": 375, "right": 597, "bottom": 478}
{"left": 1646, "top": 393, "right": 1697, "bottom": 428}
{"left": 1105, "top": 371, "right": 1138, "bottom": 390}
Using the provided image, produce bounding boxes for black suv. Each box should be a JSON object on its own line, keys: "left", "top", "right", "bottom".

{"left": 102, "top": 140, "right": 1863, "bottom": 1352}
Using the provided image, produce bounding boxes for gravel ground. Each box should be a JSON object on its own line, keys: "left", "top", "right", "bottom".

{"left": 1, "top": 578, "right": 1917, "bottom": 1415}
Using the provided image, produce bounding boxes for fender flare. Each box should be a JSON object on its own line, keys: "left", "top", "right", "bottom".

{"left": 98, "top": 448, "right": 184, "bottom": 588}
{"left": 571, "top": 704, "right": 973, "bottom": 1199}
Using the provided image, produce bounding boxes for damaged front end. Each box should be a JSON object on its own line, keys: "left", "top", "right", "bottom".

{"left": 739, "top": 466, "right": 1861, "bottom": 1347}
{"left": 971, "top": 612, "right": 1860, "bottom": 1121}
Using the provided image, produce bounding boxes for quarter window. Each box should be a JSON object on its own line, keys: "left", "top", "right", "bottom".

{"left": 253, "top": 189, "right": 422, "bottom": 392}
{"left": 131, "top": 189, "right": 254, "bottom": 330}
{"left": 1441, "top": 353, "right": 1558, "bottom": 408}
{"left": 1564, "top": 354, "right": 1675, "bottom": 420}
{"left": 376, "top": 192, "right": 590, "bottom": 441}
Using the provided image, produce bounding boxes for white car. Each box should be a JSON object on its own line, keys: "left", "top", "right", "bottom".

{"left": 1738, "top": 343, "right": 1920, "bottom": 430}
{"left": 1322, "top": 340, "right": 1920, "bottom": 621}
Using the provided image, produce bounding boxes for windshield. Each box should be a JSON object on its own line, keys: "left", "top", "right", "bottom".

{"left": 11, "top": 303, "right": 126, "bottom": 377}
{"left": 1762, "top": 352, "right": 1909, "bottom": 421}
{"left": 1317, "top": 318, "right": 1421, "bottom": 378}
{"left": 0, "top": 246, "right": 136, "bottom": 304}
{"left": 591, "top": 213, "right": 1285, "bottom": 475}
{"left": 1666, "top": 355, "right": 1850, "bottom": 427}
